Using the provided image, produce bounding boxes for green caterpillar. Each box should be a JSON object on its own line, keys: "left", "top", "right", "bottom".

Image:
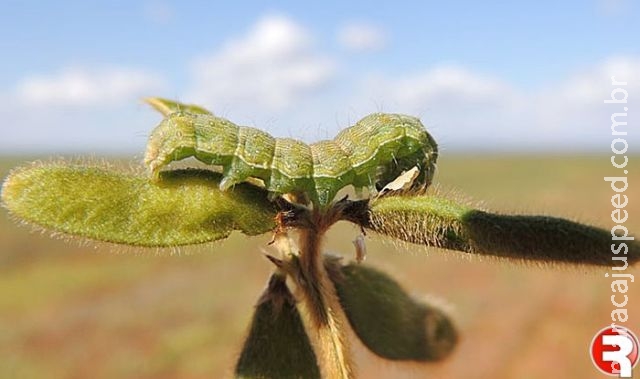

{"left": 144, "top": 99, "right": 438, "bottom": 208}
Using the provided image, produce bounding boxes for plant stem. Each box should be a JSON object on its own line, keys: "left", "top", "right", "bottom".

{"left": 290, "top": 207, "right": 355, "bottom": 379}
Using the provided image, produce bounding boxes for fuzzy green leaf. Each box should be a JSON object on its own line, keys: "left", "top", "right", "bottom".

{"left": 235, "top": 274, "right": 321, "bottom": 379}
{"left": 145, "top": 97, "right": 212, "bottom": 116}
{"left": 368, "top": 194, "right": 640, "bottom": 266}
{"left": 325, "top": 256, "right": 458, "bottom": 362}
{"left": 1, "top": 164, "right": 276, "bottom": 247}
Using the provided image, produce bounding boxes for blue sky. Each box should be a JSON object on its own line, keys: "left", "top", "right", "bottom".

{"left": 1, "top": 0, "right": 638, "bottom": 153}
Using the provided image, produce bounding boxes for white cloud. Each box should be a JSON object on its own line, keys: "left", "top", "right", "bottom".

{"left": 16, "top": 67, "right": 164, "bottom": 107}
{"left": 523, "top": 56, "right": 640, "bottom": 146}
{"left": 365, "top": 65, "right": 514, "bottom": 110}
{"left": 338, "top": 22, "right": 387, "bottom": 52}
{"left": 350, "top": 57, "right": 640, "bottom": 151}
{"left": 186, "top": 14, "right": 336, "bottom": 111}
{"left": 2, "top": 65, "right": 164, "bottom": 153}
{"left": 547, "top": 56, "right": 640, "bottom": 105}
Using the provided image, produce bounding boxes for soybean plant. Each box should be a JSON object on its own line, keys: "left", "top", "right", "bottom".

{"left": 2, "top": 98, "right": 638, "bottom": 379}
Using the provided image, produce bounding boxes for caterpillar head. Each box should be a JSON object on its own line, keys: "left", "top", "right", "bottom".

{"left": 144, "top": 112, "right": 201, "bottom": 179}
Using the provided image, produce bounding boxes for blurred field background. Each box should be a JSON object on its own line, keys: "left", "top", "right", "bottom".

{"left": 1, "top": 154, "right": 638, "bottom": 379}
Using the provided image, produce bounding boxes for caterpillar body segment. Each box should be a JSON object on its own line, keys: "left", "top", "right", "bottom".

{"left": 219, "top": 125, "right": 277, "bottom": 191}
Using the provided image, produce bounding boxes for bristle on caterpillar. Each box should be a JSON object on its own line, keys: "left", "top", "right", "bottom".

{"left": 144, "top": 99, "right": 438, "bottom": 208}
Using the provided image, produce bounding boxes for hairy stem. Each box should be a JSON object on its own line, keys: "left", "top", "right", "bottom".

{"left": 292, "top": 208, "right": 355, "bottom": 379}
{"left": 351, "top": 194, "right": 640, "bottom": 266}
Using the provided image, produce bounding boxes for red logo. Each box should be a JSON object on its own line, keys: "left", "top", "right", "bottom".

{"left": 591, "top": 326, "right": 639, "bottom": 377}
